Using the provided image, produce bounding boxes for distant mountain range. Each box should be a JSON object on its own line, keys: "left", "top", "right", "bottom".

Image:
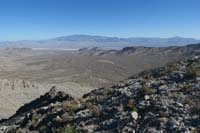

{"left": 0, "top": 35, "right": 200, "bottom": 49}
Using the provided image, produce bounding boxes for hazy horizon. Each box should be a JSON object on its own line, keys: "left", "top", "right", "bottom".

{"left": 0, "top": 34, "right": 200, "bottom": 42}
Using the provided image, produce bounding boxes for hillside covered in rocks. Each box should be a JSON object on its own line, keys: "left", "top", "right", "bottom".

{"left": 1, "top": 56, "right": 200, "bottom": 133}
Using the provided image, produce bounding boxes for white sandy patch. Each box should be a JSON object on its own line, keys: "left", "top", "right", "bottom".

{"left": 96, "top": 60, "right": 115, "bottom": 65}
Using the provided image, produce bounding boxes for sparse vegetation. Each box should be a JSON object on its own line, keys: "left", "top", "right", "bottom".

{"left": 16, "top": 128, "right": 29, "bottom": 133}
{"left": 183, "top": 97, "right": 193, "bottom": 105}
{"left": 61, "top": 112, "right": 73, "bottom": 122}
{"left": 191, "top": 128, "right": 198, "bottom": 133}
{"left": 186, "top": 64, "right": 200, "bottom": 78}
{"left": 127, "top": 99, "right": 135, "bottom": 110}
{"left": 181, "top": 84, "right": 192, "bottom": 92}
{"left": 39, "top": 125, "right": 47, "bottom": 131}
{"left": 106, "top": 88, "right": 115, "bottom": 96}
{"left": 139, "top": 84, "right": 153, "bottom": 96}
{"left": 62, "top": 101, "right": 80, "bottom": 112}
{"left": 53, "top": 126, "right": 78, "bottom": 133}
{"left": 90, "top": 105, "right": 101, "bottom": 117}
{"left": 64, "top": 127, "right": 78, "bottom": 133}
{"left": 190, "top": 100, "right": 200, "bottom": 114}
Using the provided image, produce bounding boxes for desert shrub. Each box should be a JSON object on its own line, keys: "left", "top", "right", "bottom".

{"left": 181, "top": 84, "right": 192, "bottom": 93}
{"left": 190, "top": 100, "right": 200, "bottom": 114}
{"left": 157, "top": 69, "right": 169, "bottom": 77}
{"left": 77, "top": 98, "right": 86, "bottom": 104}
{"left": 186, "top": 64, "right": 200, "bottom": 79}
{"left": 183, "top": 97, "right": 193, "bottom": 105}
{"left": 62, "top": 101, "right": 80, "bottom": 112}
{"left": 90, "top": 105, "right": 101, "bottom": 117}
{"left": 85, "top": 102, "right": 92, "bottom": 108}
{"left": 31, "top": 119, "right": 38, "bottom": 128}
{"left": 53, "top": 126, "right": 78, "bottom": 133}
{"left": 171, "top": 92, "right": 184, "bottom": 100}
{"left": 39, "top": 125, "right": 47, "bottom": 131}
{"left": 127, "top": 99, "right": 138, "bottom": 112}
{"left": 139, "top": 84, "right": 153, "bottom": 96}
{"left": 132, "top": 107, "right": 138, "bottom": 112}
{"left": 167, "top": 64, "right": 177, "bottom": 73}
{"left": 127, "top": 99, "right": 135, "bottom": 108}
{"left": 60, "top": 112, "right": 73, "bottom": 122}
{"left": 106, "top": 88, "right": 115, "bottom": 96}
{"left": 191, "top": 128, "right": 198, "bottom": 133}
{"left": 32, "top": 113, "right": 40, "bottom": 120}
{"left": 16, "top": 128, "right": 30, "bottom": 133}
{"left": 127, "top": 99, "right": 135, "bottom": 109}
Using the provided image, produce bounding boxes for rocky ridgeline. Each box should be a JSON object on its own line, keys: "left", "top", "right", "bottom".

{"left": 78, "top": 43, "right": 200, "bottom": 56}
{"left": 1, "top": 56, "right": 200, "bottom": 133}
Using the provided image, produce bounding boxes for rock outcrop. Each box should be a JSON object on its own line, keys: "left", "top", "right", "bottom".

{"left": 1, "top": 56, "right": 200, "bottom": 132}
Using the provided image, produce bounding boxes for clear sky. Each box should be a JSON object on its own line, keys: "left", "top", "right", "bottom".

{"left": 0, "top": 0, "right": 199, "bottom": 41}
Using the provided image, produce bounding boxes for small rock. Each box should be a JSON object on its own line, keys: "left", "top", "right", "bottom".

{"left": 159, "top": 117, "right": 168, "bottom": 124}
{"left": 144, "top": 95, "right": 150, "bottom": 100}
{"left": 131, "top": 111, "right": 138, "bottom": 120}
{"left": 145, "top": 127, "right": 160, "bottom": 133}
{"left": 176, "top": 102, "right": 183, "bottom": 108}
{"left": 76, "top": 109, "right": 92, "bottom": 118}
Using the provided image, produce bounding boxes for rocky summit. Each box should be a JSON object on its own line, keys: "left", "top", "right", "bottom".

{"left": 1, "top": 56, "right": 200, "bottom": 133}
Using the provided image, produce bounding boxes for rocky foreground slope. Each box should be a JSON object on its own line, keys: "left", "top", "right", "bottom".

{"left": 1, "top": 56, "right": 200, "bottom": 132}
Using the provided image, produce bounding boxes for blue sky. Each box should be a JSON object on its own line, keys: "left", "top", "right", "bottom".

{"left": 0, "top": 0, "right": 199, "bottom": 41}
